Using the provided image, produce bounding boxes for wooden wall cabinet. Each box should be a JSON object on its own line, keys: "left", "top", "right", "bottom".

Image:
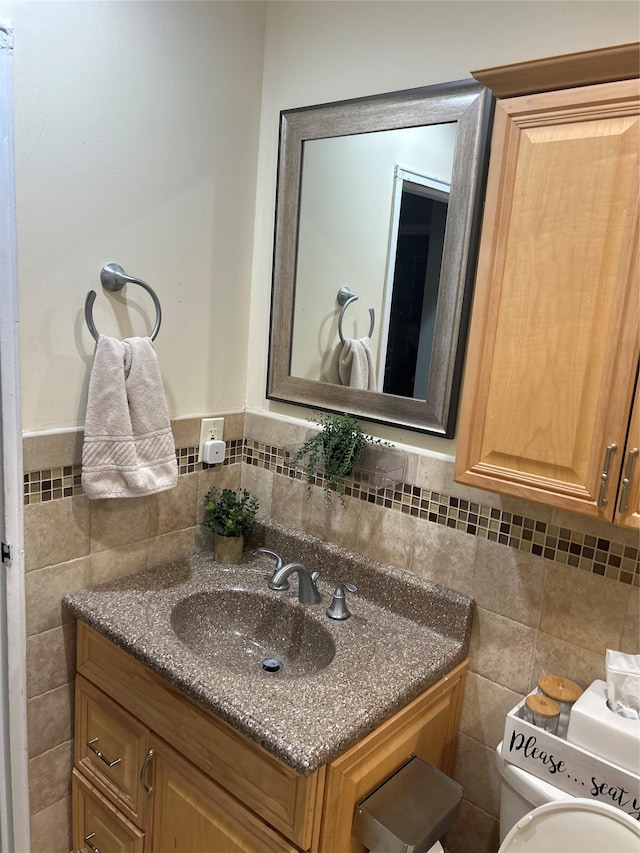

{"left": 455, "top": 75, "right": 639, "bottom": 527}
{"left": 72, "top": 622, "right": 466, "bottom": 853}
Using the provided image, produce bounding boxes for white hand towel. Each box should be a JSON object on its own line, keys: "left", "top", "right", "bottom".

{"left": 338, "top": 337, "right": 377, "bottom": 391}
{"left": 81, "top": 336, "right": 178, "bottom": 499}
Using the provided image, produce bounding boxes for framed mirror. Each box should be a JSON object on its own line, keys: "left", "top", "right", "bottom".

{"left": 267, "top": 79, "right": 492, "bottom": 436}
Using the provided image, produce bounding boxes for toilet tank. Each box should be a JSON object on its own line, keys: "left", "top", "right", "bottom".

{"left": 496, "top": 742, "right": 573, "bottom": 842}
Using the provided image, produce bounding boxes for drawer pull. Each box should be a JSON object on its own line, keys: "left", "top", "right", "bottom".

{"left": 597, "top": 443, "right": 617, "bottom": 507}
{"left": 87, "top": 738, "right": 122, "bottom": 768}
{"left": 618, "top": 447, "right": 639, "bottom": 512}
{"left": 84, "top": 833, "right": 101, "bottom": 853}
{"left": 140, "top": 747, "right": 154, "bottom": 795}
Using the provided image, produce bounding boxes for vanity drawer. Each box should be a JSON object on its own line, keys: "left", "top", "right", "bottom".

{"left": 72, "top": 769, "right": 145, "bottom": 853}
{"left": 75, "top": 675, "right": 151, "bottom": 828}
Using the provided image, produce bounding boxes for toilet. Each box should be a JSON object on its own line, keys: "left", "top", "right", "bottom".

{"left": 496, "top": 742, "right": 640, "bottom": 852}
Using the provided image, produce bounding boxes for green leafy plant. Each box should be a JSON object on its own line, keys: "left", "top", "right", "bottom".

{"left": 291, "top": 411, "right": 388, "bottom": 506}
{"left": 202, "top": 487, "right": 259, "bottom": 538}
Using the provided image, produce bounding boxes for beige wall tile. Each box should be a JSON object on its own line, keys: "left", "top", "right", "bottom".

{"left": 24, "top": 497, "right": 90, "bottom": 571}
{"left": 469, "top": 608, "right": 536, "bottom": 694}
{"left": 90, "top": 540, "right": 149, "bottom": 585}
{"left": 171, "top": 410, "right": 245, "bottom": 448}
{"left": 552, "top": 507, "right": 640, "bottom": 551}
{"left": 27, "top": 683, "right": 74, "bottom": 758}
{"left": 147, "top": 472, "right": 199, "bottom": 538}
{"left": 241, "top": 464, "right": 274, "bottom": 521}
{"left": 244, "top": 410, "right": 307, "bottom": 447}
{"left": 90, "top": 495, "right": 149, "bottom": 552}
{"left": 410, "top": 517, "right": 476, "bottom": 596}
{"left": 530, "top": 631, "right": 606, "bottom": 692}
{"left": 27, "top": 623, "right": 76, "bottom": 699}
{"left": 23, "top": 429, "right": 83, "bottom": 471}
{"left": 197, "top": 465, "right": 242, "bottom": 525}
{"left": 146, "top": 527, "right": 197, "bottom": 568}
{"left": 473, "top": 539, "right": 546, "bottom": 627}
{"left": 30, "top": 795, "right": 71, "bottom": 853}
{"left": 303, "top": 487, "right": 362, "bottom": 550}
{"left": 453, "top": 732, "right": 501, "bottom": 817}
{"left": 442, "top": 797, "right": 500, "bottom": 853}
{"left": 460, "top": 672, "right": 523, "bottom": 750}
{"left": 417, "top": 453, "right": 502, "bottom": 508}
{"left": 620, "top": 588, "right": 639, "bottom": 654}
{"left": 28, "top": 741, "right": 73, "bottom": 814}
{"left": 25, "top": 556, "right": 91, "bottom": 636}
{"left": 271, "top": 473, "right": 308, "bottom": 531}
{"left": 539, "top": 562, "right": 630, "bottom": 656}
{"left": 356, "top": 501, "right": 414, "bottom": 569}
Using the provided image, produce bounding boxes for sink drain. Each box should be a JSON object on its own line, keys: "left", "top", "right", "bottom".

{"left": 261, "top": 657, "right": 283, "bottom": 674}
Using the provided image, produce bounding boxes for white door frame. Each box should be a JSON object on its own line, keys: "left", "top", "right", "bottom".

{"left": 0, "top": 21, "right": 31, "bottom": 853}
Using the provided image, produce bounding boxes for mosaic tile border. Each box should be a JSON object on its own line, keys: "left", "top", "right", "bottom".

{"left": 242, "top": 438, "right": 640, "bottom": 588}
{"left": 23, "top": 437, "right": 639, "bottom": 587}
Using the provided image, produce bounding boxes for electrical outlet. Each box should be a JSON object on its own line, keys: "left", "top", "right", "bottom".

{"left": 198, "top": 418, "right": 224, "bottom": 462}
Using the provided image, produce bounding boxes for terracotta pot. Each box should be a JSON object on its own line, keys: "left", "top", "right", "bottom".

{"left": 213, "top": 533, "right": 244, "bottom": 564}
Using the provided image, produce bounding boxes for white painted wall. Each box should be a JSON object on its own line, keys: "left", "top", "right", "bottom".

{"left": 8, "top": 1, "right": 266, "bottom": 431}
{"left": 248, "top": 0, "right": 639, "bottom": 452}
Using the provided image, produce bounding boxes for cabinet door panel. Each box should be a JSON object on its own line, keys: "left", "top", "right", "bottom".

{"left": 615, "top": 381, "right": 640, "bottom": 529}
{"left": 72, "top": 770, "right": 145, "bottom": 853}
{"left": 456, "top": 79, "right": 639, "bottom": 518}
{"left": 75, "top": 675, "right": 151, "bottom": 828}
{"left": 150, "top": 737, "right": 298, "bottom": 853}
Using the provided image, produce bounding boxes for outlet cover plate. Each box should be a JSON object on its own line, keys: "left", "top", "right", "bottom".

{"left": 198, "top": 418, "right": 224, "bottom": 462}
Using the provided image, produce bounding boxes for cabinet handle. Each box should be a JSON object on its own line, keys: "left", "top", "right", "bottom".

{"left": 140, "top": 747, "right": 154, "bottom": 795}
{"left": 83, "top": 833, "right": 100, "bottom": 853}
{"left": 86, "top": 737, "right": 122, "bottom": 768}
{"left": 597, "top": 443, "right": 617, "bottom": 507}
{"left": 618, "top": 447, "right": 639, "bottom": 513}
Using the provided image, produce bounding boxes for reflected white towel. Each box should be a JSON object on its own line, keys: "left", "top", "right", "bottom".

{"left": 338, "top": 337, "right": 377, "bottom": 391}
{"left": 81, "top": 336, "right": 178, "bottom": 499}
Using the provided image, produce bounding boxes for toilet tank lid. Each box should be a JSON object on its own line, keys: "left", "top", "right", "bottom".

{"left": 499, "top": 799, "right": 640, "bottom": 853}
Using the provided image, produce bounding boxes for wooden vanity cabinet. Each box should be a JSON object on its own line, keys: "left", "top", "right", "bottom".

{"left": 455, "top": 74, "right": 639, "bottom": 523}
{"left": 72, "top": 622, "right": 467, "bottom": 853}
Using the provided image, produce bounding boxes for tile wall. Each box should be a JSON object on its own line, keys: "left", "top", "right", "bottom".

{"left": 22, "top": 410, "right": 639, "bottom": 853}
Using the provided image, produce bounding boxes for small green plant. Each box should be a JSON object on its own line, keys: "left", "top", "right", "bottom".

{"left": 291, "top": 411, "right": 388, "bottom": 506}
{"left": 202, "top": 487, "right": 259, "bottom": 538}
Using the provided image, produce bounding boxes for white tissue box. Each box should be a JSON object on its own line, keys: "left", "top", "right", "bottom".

{"left": 502, "top": 690, "right": 640, "bottom": 819}
{"left": 567, "top": 679, "right": 640, "bottom": 775}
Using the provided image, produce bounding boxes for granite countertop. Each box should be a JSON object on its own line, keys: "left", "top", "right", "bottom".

{"left": 64, "top": 520, "right": 473, "bottom": 776}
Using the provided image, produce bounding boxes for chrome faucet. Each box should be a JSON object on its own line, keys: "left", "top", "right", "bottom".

{"left": 268, "top": 562, "right": 322, "bottom": 605}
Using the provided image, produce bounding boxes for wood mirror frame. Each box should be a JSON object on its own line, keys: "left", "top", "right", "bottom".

{"left": 267, "top": 79, "right": 493, "bottom": 436}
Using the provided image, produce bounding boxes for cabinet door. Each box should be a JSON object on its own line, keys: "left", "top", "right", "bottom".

{"left": 73, "top": 769, "right": 145, "bottom": 853}
{"left": 455, "top": 79, "right": 639, "bottom": 519}
{"left": 149, "top": 736, "right": 298, "bottom": 853}
{"left": 614, "top": 380, "right": 640, "bottom": 529}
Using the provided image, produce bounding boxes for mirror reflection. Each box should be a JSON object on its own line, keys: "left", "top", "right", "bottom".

{"left": 268, "top": 80, "right": 492, "bottom": 436}
{"left": 291, "top": 124, "right": 457, "bottom": 399}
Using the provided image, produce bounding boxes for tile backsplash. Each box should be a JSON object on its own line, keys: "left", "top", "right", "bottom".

{"left": 22, "top": 409, "right": 640, "bottom": 853}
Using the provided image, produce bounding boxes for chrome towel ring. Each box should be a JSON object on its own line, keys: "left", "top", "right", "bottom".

{"left": 337, "top": 286, "right": 375, "bottom": 344}
{"left": 84, "top": 263, "right": 162, "bottom": 342}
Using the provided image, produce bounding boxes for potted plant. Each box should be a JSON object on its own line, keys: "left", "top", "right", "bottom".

{"left": 202, "top": 486, "right": 259, "bottom": 564}
{"left": 291, "top": 411, "right": 385, "bottom": 506}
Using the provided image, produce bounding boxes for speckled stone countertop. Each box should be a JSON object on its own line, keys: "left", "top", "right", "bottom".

{"left": 64, "top": 520, "right": 473, "bottom": 776}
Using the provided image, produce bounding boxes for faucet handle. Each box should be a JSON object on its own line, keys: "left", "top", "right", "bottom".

{"left": 326, "top": 582, "right": 357, "bottom": 620}
{"left": 257, "top": 548, "right": 289, "bottom": 591}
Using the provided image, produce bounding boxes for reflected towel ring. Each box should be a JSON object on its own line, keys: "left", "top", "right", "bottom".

{"left": 84, "top": 263, "right": 162, "bottom": 342}
{"left": 337, "top": 286, "right": 375, "bottom": 344}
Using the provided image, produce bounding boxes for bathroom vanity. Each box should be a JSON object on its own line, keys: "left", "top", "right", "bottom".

{"left": 65, "top": 522, "right": 472, "bottom": 853}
